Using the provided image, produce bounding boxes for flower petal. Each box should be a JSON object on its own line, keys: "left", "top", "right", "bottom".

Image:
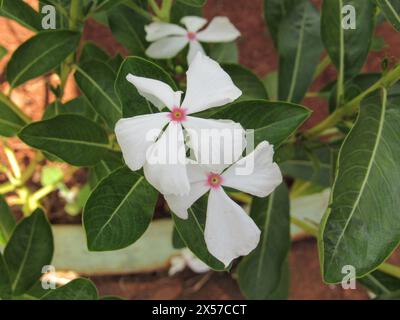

{"left": 187, "top": 40, "right": 205, "bottom": 65}
{"left": 126, "top": 73, "right": 181, "bottom": 111}
{"left": 184, "top": 116, "right": 246, "bottom": 171}
{"left": 197, "top": 16, "right": 240, "bottom": 43}
{"left": 181, "top": 53, "right": 242, "bottom": 114}
{"left": 181, "top": 16, "right": 208, "bottom": 32}
{"left": 205, "top": 188, "right": 261, "bottom": 267}
{"left": 145, "top": 22, "right": 187, "bottom": 41}
{"left": 164, "top": 181, "right": 209, "bottom": 219}
{"left": 115, "top": 113, "right": 169, "bottom": 171}
{"left": 144, "top": 122, "right": 190, "bottom": 195}
{"left": 222, "top": 141, "right": 283, "bottom": 197}
{"left": 145, "top": 36, "right": 189, "bottom": 61}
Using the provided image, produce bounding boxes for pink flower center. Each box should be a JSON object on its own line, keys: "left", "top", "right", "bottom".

{"left": 168, "top": 107, "right": 187, "bottom": 122}
{"left": 187, "top": 32, "right": 197, "bottom": 41}
{"left": 206, "top": 172, "right": 223, "bottom": 189}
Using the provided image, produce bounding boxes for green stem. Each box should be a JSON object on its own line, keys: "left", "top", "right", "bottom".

{"left": 148, "top": 0, "right": 162, "bottom": 17}
{"left": 313, "top": 55, "right": 331, "bottom": 81}
{"left": 379, "top": 263, "right": 400, "bottom": 279}
{"left": 160, "top": 0, "right": 173, "bottom": 22}
{"left": 304, "top": 63, "right": 400, "bottom": 139}
{"left": 124, "top": 2, "right": 154, "bottom": 21}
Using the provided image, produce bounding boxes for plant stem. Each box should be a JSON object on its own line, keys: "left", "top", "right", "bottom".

{"left": 160, "top": 0, "right": 173, "bottom": 22}
{"left": 291, "top": 216, "right": 318, "bottom": 237}
{"left": 313, "top": 55, "right": 331, "bottom": 80}
{"left": 60, "top": 0, "right": 82, "bottom": 90}
{"left": 379, "top": 263, "right": 400, "bottom": 279}
{"left": 304, "top": 63, "right": 400, "bottom": 139}
{"left": 148, "top": 0, "right": 162, "bottom": 17}
{"left": 124, "top": 1, "right": 154, "bottom": 21}
{"left": 4, "top": 143, "right": 21, "bottom": 179}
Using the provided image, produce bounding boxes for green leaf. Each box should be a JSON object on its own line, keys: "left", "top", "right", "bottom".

{"left": 89, "top": 157, "right": 123, "bottom": 188}
{"left": 278, "top": 0, "right": 323, "bottom": 103}
{"left": 115, "top": 57, "right": 178, "bottom": 117}
{"left": 41, "top": 278, "right": 98, "bottom": 300}
{"left": 4, "top": 209, "right": 53, "bottom": 296}
{"left": 0, "top": 0, "right": 41, "bottom": 31}
{"left": 238, "top": 184, "right": 290, "bottom": 300}
{"left": 172, "top": 196, "right": 225, "bottom": 271}
{"left": 18, "top": 115, "right": 111, "bottom": 167}
{"left": 320, "top": 88, "right": 400, "bottom": 283}
{"left": 0, "top": 195, "right": 16, "bottom": 245}
{"left": 209, "top": 42, "right": 239, "bottom": 64}
{"left": 177, "top": 0, "right": 206, "bottom": 7}
{"left": 7, "top": 30, "right": 81, "bottom": 88}
{"left": 263, "top": 0, "right": 297, "bottom": 47}
{"left": 262, "top": 71, "right": 278, "bottom": 101}
{"left": 171, "top": 1, "right": 202, "bottom": 23}
{"left": 107, "top": 4, "right": 148, "bottom": 55}
{"left": 40, "top": 166, "right": 64, "bottom": 187}
{"left": 79, "top": 42, "right": 110, "bottom": 65}
{"left": 0, "top": 252, "right": 12, "bottom": 299}
{"left": 83, "top": 167, "right": 158, "bottom": 251}
{"left": 376, "top": 0, "right": 400, "bottom": 31}
{"left": 359, "top": 270, "right": 400, "bottom": 297}
{"left": 222, "top": 64, "right": 269, "bottom": 101}
{"left": 0, "top": 44, "right": 7, "bottom": 60}
{"left": 0, "top": 92, "right": 28, "bottom": 137}
{"left": 321, "top": 0, "right": 376, "bottom": 79}
{"left": 279, "top": 144, "right": 335, "bottom": 187}
{"left": 75, "top": 60, "right": 122, "bottom": 129}
{"left": 205, "top": 100, "right": 311, "bottom": 147}
{"left": 42, "top": 97, "right": 98, "bottom": 123}
{"left": 93, "top": 0, "right": 127, "bottom": 12}
{"left": 172, "top": 227, "right": 186, "bottom": 249}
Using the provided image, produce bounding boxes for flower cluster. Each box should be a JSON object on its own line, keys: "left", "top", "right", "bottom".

{"left": 115, "top": 17, "right": 282, "bottom": 267}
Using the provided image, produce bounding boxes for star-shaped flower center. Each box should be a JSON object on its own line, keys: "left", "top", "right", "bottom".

{"left": 168, "top": 107, "right": 187, "bottom": 122}
{"left": 187, "top": 31, "right": 197, "bottom": 41}
{"left": 207, "top": 172, "right": 223, "bottom": 189}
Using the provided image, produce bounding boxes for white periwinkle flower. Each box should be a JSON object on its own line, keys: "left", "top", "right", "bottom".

{"left": 164, "top": 141, "right": 283, "bottom": 266}
{"left": 115, "top": 53, "right": 243, "bottom": 196}
{"left": 145, "top": 16, "right": 241, "bottom": 64}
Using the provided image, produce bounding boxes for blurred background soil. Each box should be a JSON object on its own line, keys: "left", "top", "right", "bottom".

{"left": 1, "top": 0, "right": 399, "bottom": 300}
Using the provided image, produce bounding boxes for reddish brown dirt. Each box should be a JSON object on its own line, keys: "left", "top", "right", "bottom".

{"left": 1, "top": 0, "right": 400, "bottom": 300}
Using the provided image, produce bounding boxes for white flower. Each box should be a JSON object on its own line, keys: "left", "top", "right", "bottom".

{"left": 115, "top": 53, "right": 243, "bottom": 196}
{"left": 169, "top": 248, "right": 210, "bottom": 276}
{"left": 164, "top": 141, "right": 283, "bottom": 267}
{"left": 145, "top": 16, "right": 241, "bottom": 64}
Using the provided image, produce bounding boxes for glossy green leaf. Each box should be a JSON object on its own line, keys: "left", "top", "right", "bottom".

{"left": 173, "top": 196, "right": 225, "bottom": 271}
{"left": 18, "top": 115, "right": 111, "bottom": 167}
{"left": 0, "top": 0, "right": 41, "bottom": 31}
{"left": 222, "top": 64, "right": 269, "bottom": 101}
{"left": 42, "top": 97, "right": 98, "bottom": 123}
{"left": 0, "top": 252, "right": 12, "bottom": 299}
{"left": 279, "top": 145, "right": 334, "bottom": 187}
{"left": 93, "top": 0, "right": 126, "bottom": 12}
{"left": 320, "top": 89, "right": 400, "bottom": 283}
{"left": 84, "top": 167, "right": 158, "bottom": 251}
{"left": 376, "top": 0, "right": 400, "bottom": 31}
{"left": 177, "top": 0, "right": 206, "bottom": 6}
{"left": 359, "top": 270, "right": 400, "bottom": 297}
{"left": 79, "top": 42, "right": 110, "bottom": 65}
{"left": 172, "top": 227, "right": 186, "bottom": 249}
{"left": 41, "top": 278, "right": 98, "bottom": 300}
{"left": 4, "top": 209, "right": 53, "bottom": 296}
{"left": 108, "top": 4, "right": 148, "bottom": 55}
{"left": 321, "top": 0, "right": 376, "bottom": 79}
{"left": 278, "top": 0, "right": 323, "bottom": 103}
{"left": 205, "top": 100, "right": 311, "bottom": 147}
{"left": 0, "top": 92, "right": 28, "bottom": 137}
{"left": 7, "top": 30, "right": 80, "bottom": 88}
{"left": 263, "top": 0, "right": 298, "bottom": 46}
{"left": 209, "top": 42, "right": 239, "bottom": 64}
{"left": 0, "top": 195, "right": 16, "bottom": 245}
{"left": 89, "top": 157, "right": 123, "bottom": 188}
{"left": 75, "top": 60, "right": 121, "bottom": 129}
{"left": 115, "top": 57, "right": 178, "bottom": 117}
{"left": 238, "top": 184, "right": 290, "bottom": 300}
